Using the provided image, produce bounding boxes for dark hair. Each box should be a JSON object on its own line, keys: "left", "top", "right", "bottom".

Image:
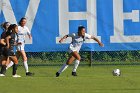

{"left": 78, "top": 26, "right": 85, "bottom": 33}
{"left": 19, "top": 17, "right": 26, "bottom": 25}
{"left": 1, "top": 22, "right": 10, "bottom": 30}
{"left": 6, "top": 24, "right": 17, "bottom": 35}
{"left": 78, "top": 26, "right": 86, "bottom": 41}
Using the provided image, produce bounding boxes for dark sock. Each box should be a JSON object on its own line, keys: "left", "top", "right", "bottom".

{"left": 1, "top": 65, "right": 6, "bottom": 74}
{"left": 13, "top": 64, "right": 18, "bottom": 75}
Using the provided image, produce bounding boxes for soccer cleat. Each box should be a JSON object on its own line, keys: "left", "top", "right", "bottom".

{"left": 56, "top": 72, "right": 60, "bottom": 77}
{"left": 72, "top": 72, "right": 77, "bottom": 76}
{"left": 12, "top": 74, "right": 21, "bottom": 78}
{"left": 26, "top": 72, "right": 34, "bottom": 76}
{"left": 0, "top": 74, "right": 5, "bottom": 77}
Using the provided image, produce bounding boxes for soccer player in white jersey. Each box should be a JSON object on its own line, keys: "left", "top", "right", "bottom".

{"left": 6, "top": 17, "right": 34, "bottom": 76}
{"left": 56, "top": 26, "right": 104, "bottom": 77}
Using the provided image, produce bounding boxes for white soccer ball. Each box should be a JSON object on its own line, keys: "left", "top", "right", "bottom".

{"left": 112, "top": 69, "right": 121, "bottom": 76}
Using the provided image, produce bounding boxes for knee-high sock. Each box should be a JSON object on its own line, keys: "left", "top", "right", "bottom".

{"left": 13, "top": 64, "right": 18, "bottom": 75}
{"left": 1, "top": 65, "right": 6, "bottom": 74}
{"left": 6, "top": 61, "right": 14, "bottom": 70}
{"left": 72, "top": 60, "right": 80, "bottom": 72}
{"left": 58, "top": 63, "right": 69, "bottom": 74}
{"left": 23, "top": 61, "right": 29, "bottom": 73}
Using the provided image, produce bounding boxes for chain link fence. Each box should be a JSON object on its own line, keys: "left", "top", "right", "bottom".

{"left": 16, "top": 51, "right": 140, "bottom": 66}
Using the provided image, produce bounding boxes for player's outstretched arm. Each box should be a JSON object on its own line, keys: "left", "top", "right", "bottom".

{"left": 91, "top": 36, "right": 104, "bottom": 47}
{"left": 59, "top": 35, "right": 68, "bottom": 43}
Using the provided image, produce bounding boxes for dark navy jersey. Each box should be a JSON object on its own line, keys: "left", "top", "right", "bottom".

{"left": 0, "top": 31, "right": 7, "bottom": 48}
{"left": 9, "top": 33, "right": 18, "bottom": 50}
{"left": 1, "top": 31, "right": 7, "bottom": 39}
{"left": 3, "top": 32, "right": 18, "bottom": 56}
{"left": 0, "top": 31, "right": 7, "bottom": 56}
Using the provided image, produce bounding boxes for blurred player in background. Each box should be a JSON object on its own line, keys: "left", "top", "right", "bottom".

{"left": 0, "top": 22, "right": 10, "bottom": 56}
{"left": 0, "top": 22, "right": 11, "bottom": 75}
{"left": 0, "top": 24, "right": 21, "bottom": 77}
{"left": 6, "top": 17, "right": 34, "bottom": 76}
{"left": 0, "top": 22, "right": 11, "bottom": 38}
{"left": 56, "top": 26, "right": 104, "bottom": 77}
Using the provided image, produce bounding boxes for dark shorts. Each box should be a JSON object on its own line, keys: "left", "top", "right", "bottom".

{"left": 0, "top": 47, "right": 8, "bottom": 57}
{"left": 6, "top": 49, "right": 16, "bottom": 56}
{"left": 0, "top": 48, "right": 15, "bottom": 57}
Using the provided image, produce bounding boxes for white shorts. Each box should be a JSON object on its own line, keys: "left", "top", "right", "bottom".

{"left": 17, "top": 44, "right": 25, "bottom": 51}
{"left": 68, "top": 46, "right": 80, "bottom": 53}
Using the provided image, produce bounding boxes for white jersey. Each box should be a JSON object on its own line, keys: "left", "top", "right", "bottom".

{"left": 68, "top": 33, "right": 92, "bottom": 52}
{"left": 18, "top": 26, "right": 30, "bottom": 43}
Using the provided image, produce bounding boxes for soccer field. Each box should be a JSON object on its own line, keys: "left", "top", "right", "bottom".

{"left": 0, "top": 65, "right": 140, "bottom": 93}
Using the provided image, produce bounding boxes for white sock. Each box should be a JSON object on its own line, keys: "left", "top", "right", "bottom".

{"left": 6, "top": 61, "right": 14, "bottom": 70}
{"left": 72, "top": 60, "right": 80, "bottom": 72}
{"left": 23, "top": 61, "right": 29, "bottom": 73}
{"left": 58, "top": 63, "right": 69, "bottom": 74}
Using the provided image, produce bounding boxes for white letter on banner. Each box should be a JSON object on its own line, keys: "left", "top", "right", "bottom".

{"left": 0, "top": 0, "right": 40, "bottom": 44}
{"left": 0, "top": 0, "right": 17, "bottom": 24}
{"left": 24, "top": 0, "right": 40, "bottom": 44}
{"left": 111, "top": 0, "right": 140, "bottom": 43}
{"left": 56, "top": 0, "right": 101, "bottom": 43}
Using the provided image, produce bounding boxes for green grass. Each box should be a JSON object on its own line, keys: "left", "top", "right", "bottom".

{"left": 0, "top": 65, "right": 140, "bottom": 93}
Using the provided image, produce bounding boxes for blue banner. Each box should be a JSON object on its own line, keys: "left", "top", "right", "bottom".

{"left": 0, "top": 0, "right": 140, "bottom": 52}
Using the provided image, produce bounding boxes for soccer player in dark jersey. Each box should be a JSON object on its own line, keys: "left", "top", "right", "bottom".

{"left": 0, "top": 24, "right": 21, "bottom": 77}
{"left": 0, "top": 22, "right": 11, "bottom": 71}
{"left": 0, "top": 22, "right": 10, "bottom": 55}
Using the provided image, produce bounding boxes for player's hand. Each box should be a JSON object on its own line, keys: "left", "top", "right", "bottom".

{"left": 99, "top": 43, "right": 104, "bottom": 47}
{"left": 29, "top": 36, "right": 32, "bottom": 39}
{"left": 59, "top": 39, "right": 63, "bottom": 43}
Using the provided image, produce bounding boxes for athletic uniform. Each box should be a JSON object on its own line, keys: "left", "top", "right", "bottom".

{"left": 17, "top": 26, "right": 30, "bottom": 51}
{"left": 0, "top": 31, "right": 8, "bottom": 57}
{"left": 56, "top": 33, "right": 92, "bottom": 77}
{"left": 7, "top": 32, "right": 18, "bottom": 56}
{"left": 68, "top": 33, "right": 92, "bottom": 53}
{"left": 0, "top": 31, "right": 19, "bottom": 76}
{"left": 12, "top": 25, "right": 34, "bottom": 76}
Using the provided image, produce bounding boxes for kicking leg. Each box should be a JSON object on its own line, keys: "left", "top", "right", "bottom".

{"left": 71, "top": 51, "right": 81, "bottom": 76}
{"left": 56, "top": 55, "right": 75, "bottom": 77}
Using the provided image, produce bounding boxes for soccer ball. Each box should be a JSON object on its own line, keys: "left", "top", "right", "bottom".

{"left": 112, "top": 69, "right": 121, "bottom": 76}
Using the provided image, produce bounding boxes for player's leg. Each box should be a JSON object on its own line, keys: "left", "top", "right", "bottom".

{"left": 6, "top": 50, "right": 21, "bottom": 70}
{"left": 19, "top": 50, "right": 34, "bottom": 76}
{"left": 9, "top": 56, "right": 21, "bottom": 77}
{"left": 6, "top": 57, "right": 14, "bottom": 69}
{"left": 56, "top": 51, "right": 81, "bottom": 77}
{"left": 0, "top": 57, "right": 8, "bottom": 76}
{"left": 56, "top": 55, "right": 75, "bottom": 77}
{"left": 71, "top": 51, "right": 81, "bottom": 76}
{"left": 0, "top": 48, "right": 8, "bottom": 76}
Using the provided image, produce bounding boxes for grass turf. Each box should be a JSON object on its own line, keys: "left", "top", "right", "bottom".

{"left": 0, "top": 65, "right": 140, "bottom": 93}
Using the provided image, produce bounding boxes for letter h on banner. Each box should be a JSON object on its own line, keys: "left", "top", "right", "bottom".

{"left": 56, "top": 0, "right": 101, "bottom": 43}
